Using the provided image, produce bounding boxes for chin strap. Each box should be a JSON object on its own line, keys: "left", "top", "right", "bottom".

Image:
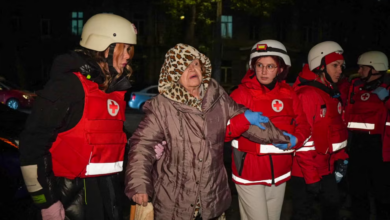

{"left": 105, "top": 44, "right": 119, "bottom": 77}
{"left": 361, "top": 66, "right": 384, "bottom": 83}
{"left": 312, "top": 57, "right": 340, "bottom": 89}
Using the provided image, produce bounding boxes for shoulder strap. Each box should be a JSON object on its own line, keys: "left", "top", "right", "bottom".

{"left": 299, "top": 80, "right": 342, "bottom": 104}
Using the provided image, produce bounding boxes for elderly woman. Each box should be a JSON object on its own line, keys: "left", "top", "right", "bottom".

{"left": 125, "top": 43, "right": 290, "bottom": 220}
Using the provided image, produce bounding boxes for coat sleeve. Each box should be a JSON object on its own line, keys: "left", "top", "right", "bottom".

{"left": 294, "top": 88, "right": 322, "bottom": 184}
{"left": 225, "top": 87, "right": 290, "bottom": 153}
{"left": 19, "top": 73, "right": 84, "bottom": 209}
{"left": 224, "top": 89, "right": 250, "bottom": 142}
{"left": 291, "top": 91, "right": 311, "bottom": 149}
{"left": 124, "top": 100, "right": 165, "bottom": 200}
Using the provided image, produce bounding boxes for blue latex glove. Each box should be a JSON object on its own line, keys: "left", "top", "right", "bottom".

{"left": 244, "top": 110, "right": 269, "bottom": 130}
{"left": 273, "top": 132, "right": 297, "bottom": 150}
{"left": 372, "top": 87, "right": 389, "bottom": 101}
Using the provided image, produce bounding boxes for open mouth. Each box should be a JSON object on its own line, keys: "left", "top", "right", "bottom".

{"left": 190, "top": 75, "right": 198, "bottom": 79}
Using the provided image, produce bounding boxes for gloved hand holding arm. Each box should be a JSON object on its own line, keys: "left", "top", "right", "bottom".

{"left": 273, "top": 132, "right": 298, "bottom": 150}
{"left": 244, "top": 110, "right": 269, "bottom": 130}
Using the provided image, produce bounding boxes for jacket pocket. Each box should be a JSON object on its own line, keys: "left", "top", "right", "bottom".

{"left": 85, "top": 132, "right": 127, "bottom": 176}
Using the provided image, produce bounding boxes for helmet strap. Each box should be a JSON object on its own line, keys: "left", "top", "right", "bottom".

{"left": 361, "top": 66, "right": 383, "bottom": 82}
{"left": 106, "top": 43, "right": 119, "bottom": 76}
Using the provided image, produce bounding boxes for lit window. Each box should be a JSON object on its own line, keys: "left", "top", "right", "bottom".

{"left": 72, "top": 12, "right": 84, "bottom": 35}
{"left": 221, "top": 15, "right": 233, "bottom": 39}
{"left": 41, "top": 19, "right": 51, "bottom": 37}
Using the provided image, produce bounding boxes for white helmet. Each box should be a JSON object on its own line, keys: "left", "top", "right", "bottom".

{"left": 249, "top": 39, "right": 291, "bottom": 68}
{"left": 80, "top": 13, "right": 137, "bottom": 51}
{"left": 357, "top": 51, "right": 388, "bottom": 71}
{"left": 308, "top": 41, "right": 343, "bottom": 71}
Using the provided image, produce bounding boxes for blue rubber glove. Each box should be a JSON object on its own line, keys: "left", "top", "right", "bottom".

{"left": 273, "top": 132, "right": 297, "bottom": 150}
{"left": 244, "top": 110, "right": 269, "bottom": 130}
{"left": 372, "top": 87, "right": 389, "bottom": 101}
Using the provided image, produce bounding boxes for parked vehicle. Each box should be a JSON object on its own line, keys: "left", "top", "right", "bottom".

{"left": 128, "top": 85, "right": 158, "bottom": 111}
{"left": 0, "top": 77, "right": 36, "bottom": 110}
{"left": 0, "top": 103, "right": 40, "bottom": 219}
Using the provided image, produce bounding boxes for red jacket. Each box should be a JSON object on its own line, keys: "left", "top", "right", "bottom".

{"left": 226, "top": 69, "right": 311, "bottom": 186}
{"left": 344, "top": 77, "right": 390, "bottom": 161}
{"left": 292, "top": 64, "right": 349, "bottom": 184}
{"left": 50, "top": 72, "right": 128, "bottom": 179}
{"left": 338, "top": 76, "right": 350, "bottom": 106}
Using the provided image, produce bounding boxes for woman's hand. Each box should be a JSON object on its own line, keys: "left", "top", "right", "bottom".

{"left": 41, "top": 201, "right": 65, "bottom": 220}
{"left": 132, "top": 193, "right": 149, "bottom": 206}
{"left": 154, "top": 141, "right": 166, "bottom": 160}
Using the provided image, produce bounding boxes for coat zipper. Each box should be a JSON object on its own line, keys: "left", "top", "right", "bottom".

{"left": 269, "top": 155, "right": 275, "bottom": 184}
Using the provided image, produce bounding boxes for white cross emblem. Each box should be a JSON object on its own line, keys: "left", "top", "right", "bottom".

{"left": 272, "top": 99, "right": 284, "bottom": 112}
{"left": 107, "top": 99, "right": 120, "bottom": 116}
{"left": 337, "top": 102, "right": 342, "bottom": 114}
{"left": 361, "top": 93, "right": 370, "bottom": 101}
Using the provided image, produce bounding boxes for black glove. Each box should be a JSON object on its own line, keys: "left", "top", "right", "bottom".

{"left": 306, "top": 181, "right": 321, "bottom": 195}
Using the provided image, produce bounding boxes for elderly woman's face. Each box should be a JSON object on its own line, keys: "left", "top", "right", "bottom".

{"left": 179, "top": 59, "right": 203, "bottom": 89}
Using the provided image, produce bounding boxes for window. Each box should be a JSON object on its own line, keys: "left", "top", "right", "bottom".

{"left": 221, "top": 15, "right": 233, "bottom": 38}
{"left": 71, "top": 12, "right": 83, "bottom": 35}
{"left": 10, "top": 16, "right": 21, "bottom": 32}
{"left": 41, "top": 19, "right": 51, "bottom": 37}
{"left": 249, "top": 24, "right": 260, "bottom": 40}
{"left": 133, "top": 13, "right": 145, "bottom": 35}
{"left": 221, "top": 61, "right": 232, "bottom": 83}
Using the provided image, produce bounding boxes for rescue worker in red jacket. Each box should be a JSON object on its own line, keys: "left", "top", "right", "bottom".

{"left": 291, "top": 41, "right": 349, "bottom": 220}
{"left": 344, "top": 51, "right": 390, "bottom": 220}
{"left": 226, "top": 39, "right": 311, "bottom": 220}
{"left": 18, "top": 14, "right": 138, "bottom": 220}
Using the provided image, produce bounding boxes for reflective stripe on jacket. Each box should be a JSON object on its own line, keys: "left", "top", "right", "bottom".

{"left": 229, "top": 69, "right": 310, "bottom": 186}
{"left": 345, "top": 77, "right": 390, "bottom": 161}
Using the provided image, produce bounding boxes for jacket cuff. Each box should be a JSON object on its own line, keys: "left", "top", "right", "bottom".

{"left": 293, "top": 133, "right": 305, "bottom": 149}
{"left": 30, "top": 189, "right": 58, "bottom": 209}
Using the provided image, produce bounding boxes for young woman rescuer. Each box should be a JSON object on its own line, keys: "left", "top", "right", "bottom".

{"left": 291, "top": 41, "right": 349, "bottom": 220}
{"left": 19, "top": 14, "right": 139, "bottom": 220}
{"left": 226, "top": 39, "right": 311, "bottom": 220}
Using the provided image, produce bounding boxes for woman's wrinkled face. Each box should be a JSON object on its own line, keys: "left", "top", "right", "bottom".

{"left": 179, "top": 59, "right": 203, "bottom": 90}
{"left": 324, "top": 60, "right": 344, "bottom": 83}
{"left": 105, "top": 43, "right": 133, "bottom": 74}
{"left": 255, "top": 56, "right": 281, "bottom": 85}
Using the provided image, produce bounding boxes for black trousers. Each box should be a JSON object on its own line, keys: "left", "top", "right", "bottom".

{"left": 290, "top": 174, "right": 340, "bottom": 220}
{"left": 347, "top": 132, "right": 390, "bottom": 220}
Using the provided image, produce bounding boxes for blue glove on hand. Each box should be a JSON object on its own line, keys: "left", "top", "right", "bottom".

{"left": 273, "top": 132, "right": 297, "bottom": 150}
{"left": 244, "top": 110, "right": 269, "bottom": 130}
{"left": 372, "top": 87, "right": 389, "bottom": 101}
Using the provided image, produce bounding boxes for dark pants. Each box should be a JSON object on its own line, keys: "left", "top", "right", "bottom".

{"left": 347, "top": 132, "right": 390, "bottom": 220}
{"left": 290, "top": 174, "right": 340, "bottom": 220}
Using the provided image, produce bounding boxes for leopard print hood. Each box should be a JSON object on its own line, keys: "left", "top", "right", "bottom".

{"left": 158, "top": 43, "right": 212, "bottom": 111}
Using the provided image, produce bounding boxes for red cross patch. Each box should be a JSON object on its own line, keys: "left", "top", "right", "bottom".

{"left": 107, "top": 99, "right": 120, "bottom": 116}
{"left": 361, "top": 93, "right": 370, "bottom": 101}
{"left": 272, "top": 99, "right": 284, "bottom": 112}
{"left": 337, "top": 102, "right": 342, "bottom": 114}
